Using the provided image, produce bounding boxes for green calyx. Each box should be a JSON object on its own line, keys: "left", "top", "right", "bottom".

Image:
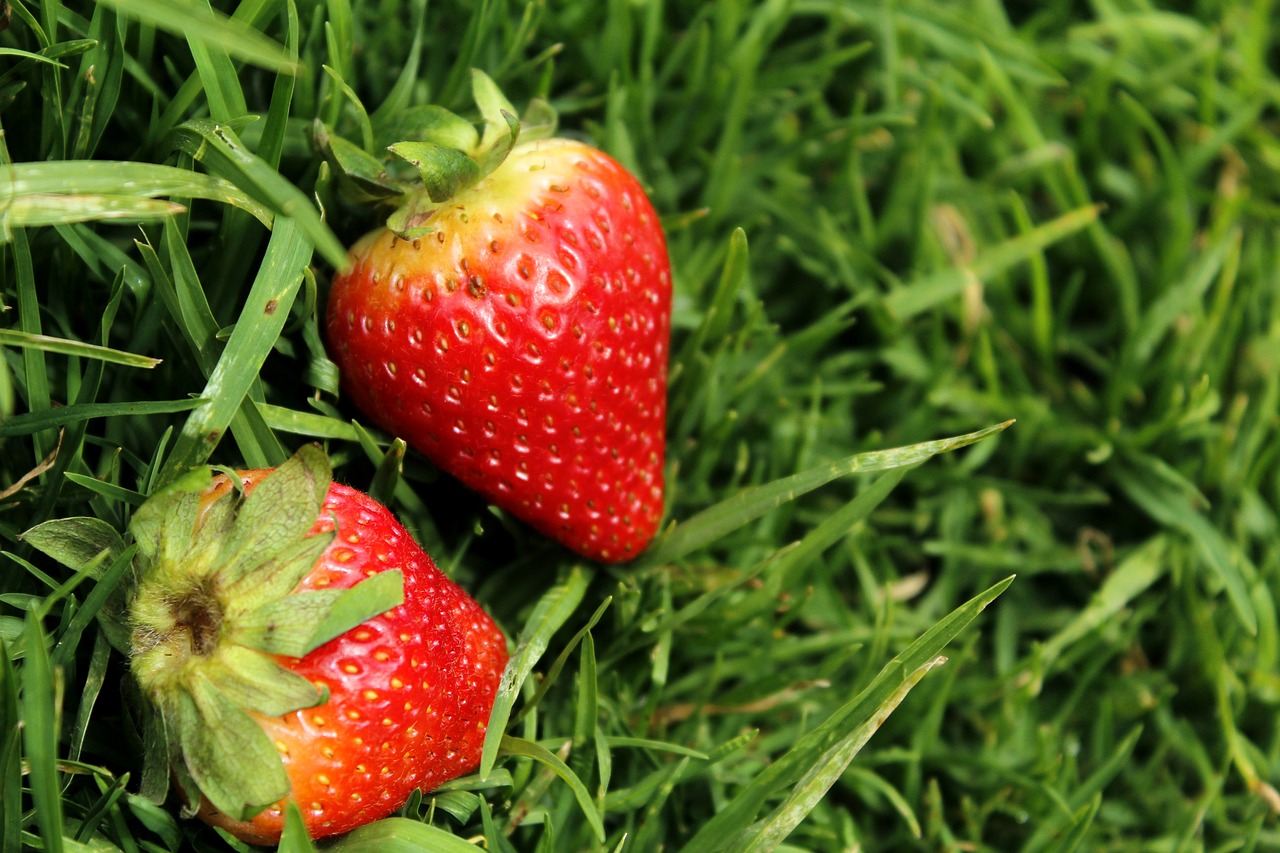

{"left": 315, "top": 69, "right": 558, "bottom": 240}
{"left": 126, "top": 445, "right": 405, "bottom": 821}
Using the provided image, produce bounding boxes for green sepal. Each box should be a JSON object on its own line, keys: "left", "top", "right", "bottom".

{"left": 20, "top": 517, "right": 125, "bottom": 576}
{"left": 372, "top": 70, "right": 558, "bottom": 238}
{"left": 160, "top": 492, "right": 205, "bottom": 568}
{"left": 471, "top": 68, "right": 518, "bottom": 155}
{"left": 214, "top": 444, "right": 331, "bottom": 584}
{"left": 128, "top": 467, "right": 212, "bottom": 562}
{"left": 314, "top": 120, "right": 405, "bottom": 203}
{"left": 126, "top": 446, "right": 413, "bottom": 823}
{"left": 177, "top": 677, "right": 290, "bottom": 820}
{"left": 193, "top": 481, "right": 239, "bottom": 544}
{"left": 232, "top": 570, "right": 404, "bottom": 658}
{"left": 135, "top": 683, "right": 171, "bottom": 805}
{"left": 385, "top": 192, "right": 439, "bottom": 241}
{"left": 221, "top": 531, "right": 334, "bottom": 606}
{"left": 388, "top": 141, "right": 480, "bottom": 204}
{"left": 201, "top": 644, "right": 325, "bottom": 717}
{"left": 376, "top": 104, "right": 480, "bottom": 154}
{"left": 472, "top": 108, "right": 521, "bottom": 181}
{"left": 519, "top": 98, "right": 558, "bottom": 143}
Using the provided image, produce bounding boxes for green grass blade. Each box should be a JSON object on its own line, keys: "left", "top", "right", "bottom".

{"left": 1021, "top": 726, "right": 1143, "bottom": 852}
{"left": 0, "top": 161, "right": 272, "bottom": 226}
{"left": 498, "top": 735, "right": 605, "bottom": 842}
{"left": 21, "top": 611, "right": 64, "bottom": 853}
{"left": 512, "top": 596, "right": 611, "bottom": 727}
{"left": 324, "top": 816, "right": 483, "bottom": 853}
{"left": 168, "top": 120, "right": 347, "bottom": 270}
{"left": 12, "top": 226, "right": 53, "bottom": 453}
{"left": 61, "top": 473, "right": 147, "bottom": 508}
{"left": 0, "top": 640, "right": 22, "bottom": 853}
{"left": 646, "top": 421, "right": 1012, "bottom": 565}
{"left": 1036, "top": 536, "right": 1167, "bottom": 669}
{"left": 0, "top": 47, "right": 66, "bottom": 67}
{"left": 157, "top": 219, "right": 311, "bottom": 483}
{"left": 256, "top": 403, "right": 360, "bottom": 441}
{"left": 0, "top": 398, "right": 204, "bottom": 438}
{"left": 277, "top": 802, "right": 318, "bottom": 853}
{"left": 0, "top": 329, "right": 159, "bottom": 368}
{"left": 740, "top": 656, "right": 945, "bottom": 852}
{"left": 885, "top": 205, "right": 1102, "bottom": 320}
{"left": 0, "top": 193, "right": 184, "bottom": 230}
{"left": 603, "top": 736, "right": 708, "bottom": 760}
{"left": 480, "top": 566, "right": 592, "bottom": 778}
{"left": 1057, "top": 794, "right": 1104, "bottom": 853}
{"left": 678, "top": 575, "right": 1014, "bottom": 852}
{"left": 186, "top": 27, "right": 248, "bottom": 124}
{"left": 1115, "top": 459, "right": 1257, "bottom": 635}
{"left": 92, "top": 0, "right": 300, "bottom": 74}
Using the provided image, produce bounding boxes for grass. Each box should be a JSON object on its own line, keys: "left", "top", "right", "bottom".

{"left": 3, "top": 0, "right": 1279, "bottom": 850}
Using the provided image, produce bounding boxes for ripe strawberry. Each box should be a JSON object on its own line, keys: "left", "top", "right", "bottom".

{"left": 322, "top": 75, "right": 671, "bottom": 563}
{"left": 126, "top": 446, "right": 508, "bottom": 845}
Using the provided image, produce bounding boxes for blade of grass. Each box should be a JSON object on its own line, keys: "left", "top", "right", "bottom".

{"left": 0, "top": 398, "right": 204, "bottom": 438}
{"left": 498, "top": 735, "right": 605, "bottom": 843}
{"left": 12, "top": 226, "right": 54, "bottom": 457}
{"left": 186, "top": 24, "right": 248, "bottom": 124}
{"left": 168, "top": 120, "right": 347, "bottom": 270}
{"left": 1036, "top": 536, "right": 1167, "bottom": 670}
{"left": 256, "top": 403, "right": 361, "bottom": 441}
{"left": 678, "top": 575, "right": 1014, "bottom": 852}
{"left": 884, "top": 205, "right": 1101, "bottom": 320}
{"left": 156, "top": 219, "right": 311, "bottom": 483}
{"left": 740, "top": 656, "right": 946, "bottom": 852}
{"left": 646, "top": 421, "right": 1012, "bottom": 565}
{"left": 0, "top": 329, "right": 159, "bottom": 369}
{"left": 1115, "top": 458, "right": 1257, "bottom": 635}
{"left": 324, "top": 816, "right": 482, "bottom": 853}
{"left": 0, "top": 161, "right": 272, "bottom": 226}
{"left": 92, "top": 0, "right": 300, "bottom": 74}
{"left": 21, "top": 611, "right": 64, "bottom": 853}
{"left": 480, "top": 566, "right": 592, "bottom": 778}
{"left": 513, "top": 596, "right": 612, "bottom": 727}
{"left": 1021, "top": 726, "right": 1143, "bottom": 852}
{"left": 276, "top": 803, "right": 318, "bottom": 853}
{"left": 0, "top": 194, "right": 185, "bottom": 231}
{"left": 0, "top": 639, "right": 21, "bottom": 853}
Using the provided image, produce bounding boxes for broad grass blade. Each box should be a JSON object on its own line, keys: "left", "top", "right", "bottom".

{"left": 647, "top": 421, "right": 1012, "bottom": 565}
{"left": 740, "top": 656, "right": 946, "bottom": 852}
{"left": 480, "top": 566, "right": 592, "bottom": 778}
{"left": 885, "top": 205, "right": 1101, "bottom": 320}
{"left": 92, "top": 0, "right": 300, "bottom": 74}
{"left": 157, "top": 220, "right": 311, "bottom": 483}
{"left": 324, "top": 816, "right": 482, "bottom": 852}
{"left": 678, "top": 575, "right": 1014, "bottom": 853}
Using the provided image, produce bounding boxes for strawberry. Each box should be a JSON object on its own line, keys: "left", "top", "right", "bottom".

{"left": 125, "top": 446, "right": 508, "bottom": 845}
{"left": 322, "top": 73, "right": 671, "bottom": 563}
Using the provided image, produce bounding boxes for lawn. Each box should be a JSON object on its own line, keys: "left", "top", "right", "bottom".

{"left": 3, "top": 1, "right": 1279, "bottom": 850}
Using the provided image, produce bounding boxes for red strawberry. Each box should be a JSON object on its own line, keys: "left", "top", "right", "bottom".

{"left": 323, "top": 78, "right": 671, "bottom": 563}
{"left": 126, "top": 446, "right": 508, "bottom": 845}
